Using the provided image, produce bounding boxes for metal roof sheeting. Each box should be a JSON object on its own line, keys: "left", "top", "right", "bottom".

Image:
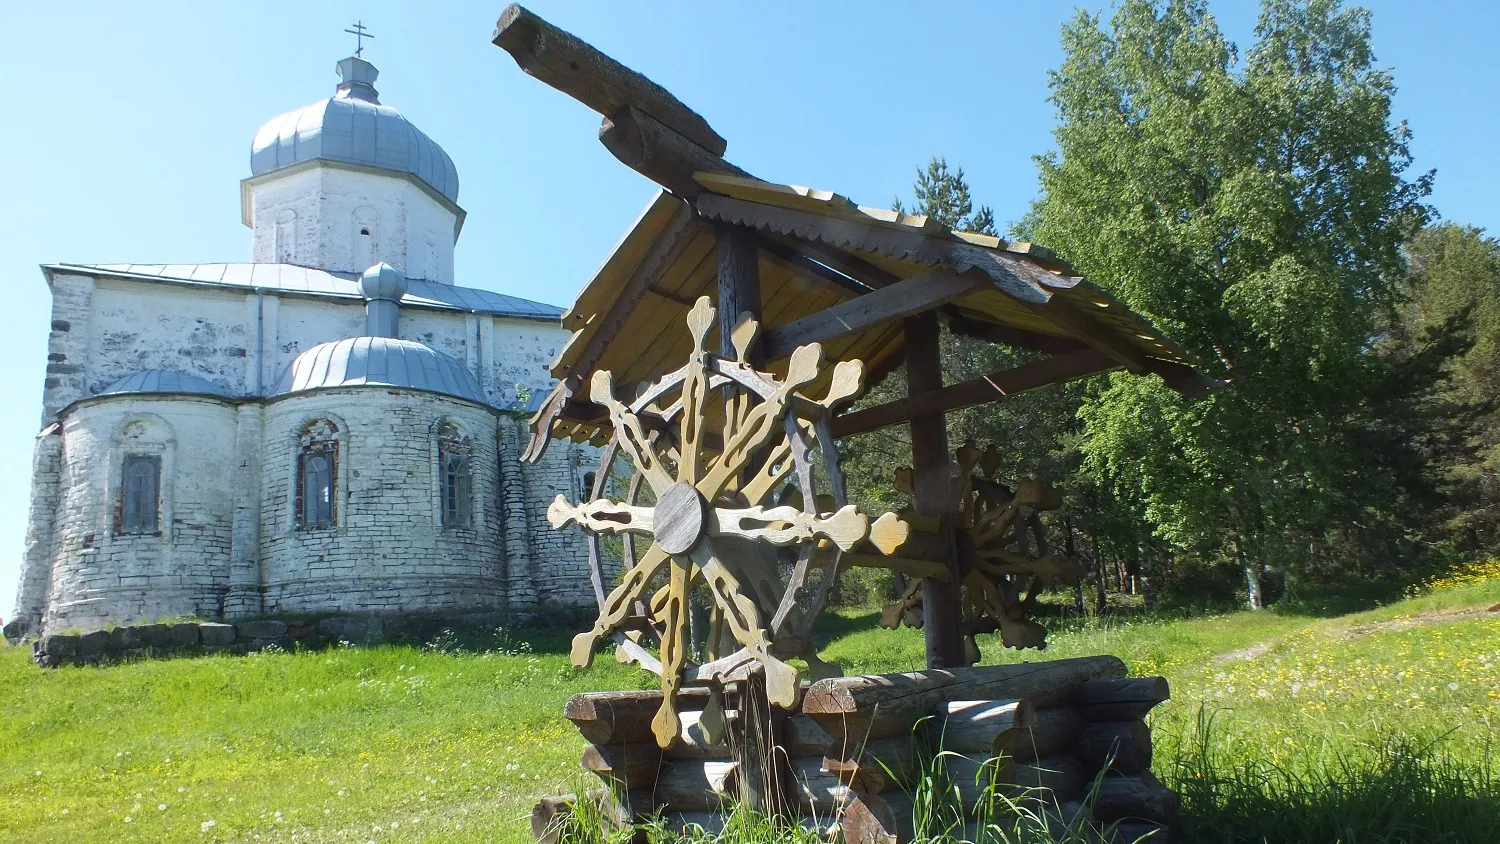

{"left": 272, "top": 337, "right": 488, "bottom": 405}
{"left": 250, "top": 58, "right": 459, "bottom": 203}
{"left": 44, "top": 263, "right": 564, "bottom": 321}
{"left": 96, "top": 370, "right": 236, "bottom": 399}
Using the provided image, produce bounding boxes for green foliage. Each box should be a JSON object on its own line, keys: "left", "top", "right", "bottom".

{"left": 1024, "top": 0, "right": 1446, "bottom": 599}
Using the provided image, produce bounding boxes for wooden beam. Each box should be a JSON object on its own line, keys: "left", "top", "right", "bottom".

{"left": 492, "top": 5, "right": 727, "bottom": 156}
{"left": 599, "top": 105, "right": 748, "bottom": 199}
{"left": 751, "top": 233, "right": 872, "bottom": 297}
{"left": 945, "top": 309, "right": 1088, "bottom": 356}
{"left": 761, "top": 270, "right": 987, "bottom": 360}
{"left": 1023, "top": 300, "right": 1150, "bottom": 375}
{"left": 906, "top": 312, "right": 965, "bottom": 670}
{"left": 831, "top": 348, "right": 1118, "bottom": 439}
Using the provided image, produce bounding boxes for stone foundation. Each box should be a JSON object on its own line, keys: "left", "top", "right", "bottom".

{"left": 12, "top": 606, "right": 592, "bottom": 668}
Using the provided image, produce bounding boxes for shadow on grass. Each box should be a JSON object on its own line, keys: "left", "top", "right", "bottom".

{"left": 1167, "top": 710, "right": 1500, "bottom": 844}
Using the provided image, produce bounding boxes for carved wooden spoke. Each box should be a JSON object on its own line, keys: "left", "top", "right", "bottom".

{"left": 881, "top": 439, "right": 1081, "bottom": 663}
{"left": 550, "top": 296, "right": 894, "bottom": 748}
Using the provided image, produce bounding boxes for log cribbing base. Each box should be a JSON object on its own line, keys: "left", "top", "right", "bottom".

{"left": 539, "top": 657, "right": 1178, "bottom": 843}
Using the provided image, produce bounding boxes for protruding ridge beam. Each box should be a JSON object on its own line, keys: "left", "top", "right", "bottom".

{"left": 600, "top": 106, "right": 749, "bottom": 199}
{"left": 493, "top": 4, "right": 727, "bottom": 156}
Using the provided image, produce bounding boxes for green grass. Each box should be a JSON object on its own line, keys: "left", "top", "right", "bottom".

{"left": 2, "top": 577, "right": 1498, "bottom": 843}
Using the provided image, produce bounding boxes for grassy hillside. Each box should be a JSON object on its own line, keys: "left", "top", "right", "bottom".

{"left": 2, "top": 575, "right": 1497, "bottom": 844}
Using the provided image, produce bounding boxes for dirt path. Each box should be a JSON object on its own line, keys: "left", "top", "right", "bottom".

{"left": 1212, "top": 602, "right": 1500, "bottom": 664}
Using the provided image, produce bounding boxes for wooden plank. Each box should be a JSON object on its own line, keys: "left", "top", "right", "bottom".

{"left": 934, "top": 698, "right": 1036, "bottom": 755}
{"left": 1091, "top": 772, "right": 1180, "bottom": 825}
{"left": 762, "top": 269, "right": 986, "bottom": 360}
{"left": 600, "top": 105, "right": 748, "bottom": 199}
{"left": 565, "top": 687, "right": 722, "bottom": 745}
{"left": 800, "top": 656, "right": 1126, "bottom": 740}
{"left": 653, "top": 760, "right": 740, "bottom": 811}
{"left": 831, "top": 347, "right": 1118, "bottom": 439}
{"left": 492, "top": 5, "right": 726, "bottom": 155}
{"left": 1076, "top": 677, "right": 1171, "bottom": 722}
{"left": 581, "top": 742, "right": 663, "bottom": 789}
{"left": 1074, "top": 720, "right": 1153, "bottom": 774}
{"left": 907, "top": 311, "right": 964, "bottom": 670}
{"left": 945, "top": 308, "right": 1087, "bottom": 356}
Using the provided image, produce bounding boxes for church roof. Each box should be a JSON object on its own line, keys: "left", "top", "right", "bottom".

{"left": 251, "top": 57, "right": 459, "bottom": 203}
{"left": 272, "top": 337, "right": 489, "bottom": 405}
{"left": 42, "top": 263, "right": 563, "bottom": 321}
{"left": 97, "top": 370, "right": 236, "bottom": 400}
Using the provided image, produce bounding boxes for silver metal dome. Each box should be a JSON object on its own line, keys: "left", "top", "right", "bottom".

{"left": 250, "top": 57, "right": 459, "bottom": 203}
{"left": 97, "top": 370, "right": 235, "bottom": 399}
{"left": 272, "top": 337, "right": 487, "bottom": 405}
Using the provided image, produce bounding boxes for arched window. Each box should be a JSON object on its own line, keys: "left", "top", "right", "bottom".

{"left": 120, "top": 454, "right": 160, "bottom": 534}
{"left": 296, "top": 419, "right": 339, "bottom": 529}
{"left": 437, "top": 421, "right": 473, "bottom": 528}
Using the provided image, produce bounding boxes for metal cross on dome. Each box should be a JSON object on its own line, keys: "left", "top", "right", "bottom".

{"left": 344, "top": 21, "right": 374, "bottom": 58}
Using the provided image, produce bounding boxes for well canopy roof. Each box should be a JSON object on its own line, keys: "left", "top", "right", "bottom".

{"left": 534, "top": 173, "right": 1201, "bottom": 445}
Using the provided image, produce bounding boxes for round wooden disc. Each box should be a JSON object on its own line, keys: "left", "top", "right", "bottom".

{"left": 654, "top": 482, "right": 707, "bottom": 556}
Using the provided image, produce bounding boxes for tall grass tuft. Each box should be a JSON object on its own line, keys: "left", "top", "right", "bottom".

{"left": 1165, "top": 708, "right": 1500, "bottom": 844}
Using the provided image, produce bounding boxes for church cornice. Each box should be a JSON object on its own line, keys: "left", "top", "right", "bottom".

{"left": 239, "top": 158, "right": 467, "bottom": 240}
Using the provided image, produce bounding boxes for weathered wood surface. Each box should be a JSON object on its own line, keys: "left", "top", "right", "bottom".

{"left": 843, "top": 790, "right": 914, "bottom": 844}
{"left": 761, "top": 269, "right": 986, "bottom": 360}
{"left": 1076, "top": 676, "right": 1170, "bottom": 722}
{"left": 600, "top": 105, "right": 748, "bottom": 199}
{"left": 996, "top": 706, "right": 1083, "bottom": 761}
{"left": 934, "top": 698, "right": 1036, "bottom": 754}
{"left": 800, "top": 656, "right": 1126, "bottom": 739}
{"left": 530, "top": 790, "right": 629, "bottom": 844}
{"left": 565, "top": 687, "right": 723, "bottom": 745}
{"left": 945, "top": 752, "right": 1016, "bottom": 805}
{"left": 822, "top": 735, "right": 920, "bottom": 792}
{"left": 783, "top": 712, "right": 840, "bottom": 756}
{"left": 907, "top": 311, "right": 965, "bottom": 669}
{"left": 786, "top": 756, "right": 858, "bottom": 812}
{"left": 653, "top": 760, "right": 740, "bottom": 811}
{"left": 1091, "top": 772, "right": 1181, "bottom": 825}
{"left": 831, "top": 347, "right": 1119, "bottom": 438}
{"left": 1074, "top": 720, "right": 1153, "bottom": 774}
{"left": 581, "top": 742, "right": 663, "bottom": 788}
{"left": 1006, "top": 753, "right": 1086, "bottom": 803}
{"left": 670, "top": 709, "right": 735, "bottom": 760}
{"left": 492, "top": 4, "right": 726, "bottom": 155}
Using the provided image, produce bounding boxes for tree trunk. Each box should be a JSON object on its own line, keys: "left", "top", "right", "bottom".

{"left": 1091, "top": 527, "right": 1107, "bottom": 615}
{"left": 1066, "top": 517, "right": 1085, "bottom": 615}
{"left": 1237, "top": 539, "right": 1262, "bottom": 611}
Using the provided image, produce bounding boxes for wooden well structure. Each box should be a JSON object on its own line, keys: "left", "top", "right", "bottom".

{"left": 494, "top": 6, "right": 1205, "bottom": 842}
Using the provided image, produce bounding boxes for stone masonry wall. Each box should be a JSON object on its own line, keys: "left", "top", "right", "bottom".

{"left": 259, "top": 388, "right": 504, "bottom": 615}
{"left": 45, "top": 396, "right": 240, "bottom": 630}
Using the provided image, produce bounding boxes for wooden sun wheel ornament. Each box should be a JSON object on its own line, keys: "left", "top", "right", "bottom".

{"left": 882, "top": 440, "right": 1080, "bottom": 662}
{"left": 548, "top": 296, "right": 908, "bottom": 748}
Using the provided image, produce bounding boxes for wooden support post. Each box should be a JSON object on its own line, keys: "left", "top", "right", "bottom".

{"left": 715, "top": 224, "right": 782, "bottom": 813}
{"left": 906, "top": 311, "right": 965, "bottom": 669}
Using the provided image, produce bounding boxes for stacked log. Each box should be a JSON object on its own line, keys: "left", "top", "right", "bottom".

{"left": 534, "top": 658, "right": 1178, "bottom": 843}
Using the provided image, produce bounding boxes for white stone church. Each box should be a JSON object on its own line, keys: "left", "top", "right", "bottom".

{"left": 9, "top": 55, "right": 598, "bottom": 639}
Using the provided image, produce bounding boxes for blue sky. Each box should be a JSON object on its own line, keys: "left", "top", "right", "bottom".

{"left": 0, "top": 1, "right": 1495, "bottom": 613}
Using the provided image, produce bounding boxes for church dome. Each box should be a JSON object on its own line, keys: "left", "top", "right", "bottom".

{"left": 272, "top": 337, "right": 487, "bottom": 405}
{"left": 250, "top": 57, "right": 459, "bottom": 203}
{"left": 97, "top": 370, "right": 235, "bottom": 399}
